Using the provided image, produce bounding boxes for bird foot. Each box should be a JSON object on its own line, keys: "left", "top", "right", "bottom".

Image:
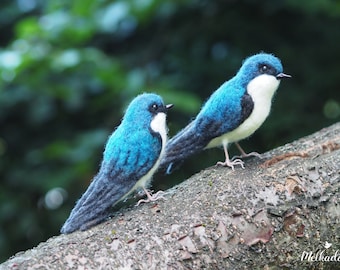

{"left": 231, "top": 151, "right": 262, "bottom": 161}
{"left": 136, "top": 189, "right": 166, "bottom": 206}
{"left": 216, "top": 158, "right": 245, "bottom": 170}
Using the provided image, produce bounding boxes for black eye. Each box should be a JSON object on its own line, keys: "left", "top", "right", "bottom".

{"left": 150, "top": 103, "right": 159, "bottom": 113}
{"left": 259, "top": 64, "right": 268, "bottom": 73}
{"left": 259, "top": 64, "right": 277, "bottom": 76}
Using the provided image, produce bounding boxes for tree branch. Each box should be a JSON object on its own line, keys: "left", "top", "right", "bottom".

{"left": 2, "top": 123, "right": 340, "bottom": 269}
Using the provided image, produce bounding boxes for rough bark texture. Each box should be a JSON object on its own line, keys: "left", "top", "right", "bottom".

{"left": 1, "top": 123, "right": 340, "bottom": 270}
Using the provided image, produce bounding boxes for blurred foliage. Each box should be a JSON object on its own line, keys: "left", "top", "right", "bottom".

{"left": 0, "top": 0, "right": 339, "bottom": 263}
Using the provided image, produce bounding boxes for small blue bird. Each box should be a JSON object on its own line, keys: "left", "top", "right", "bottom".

{"left": 61, "top": 93, "right": 173, "bottom": 234}
{"left": 160, "top": 53, "right": 291, "bottom": 173}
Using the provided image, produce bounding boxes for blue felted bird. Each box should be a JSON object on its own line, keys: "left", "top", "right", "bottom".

{"left": 61, "top": 93, "right": 173, "bottom": 234}
{"left": 160, "top": 53, "right": 291, "bottom": 173}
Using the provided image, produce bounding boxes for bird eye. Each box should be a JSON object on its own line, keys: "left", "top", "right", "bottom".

{"left": 259, "top": 64, "right": 268, "bottom": 73}
{"left": 150, "top": 103, "right": 159, "bottom": 112}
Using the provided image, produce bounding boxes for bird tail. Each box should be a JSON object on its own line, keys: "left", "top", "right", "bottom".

{"left": 60, "top": 170, "right": 130, "bottom": 234}
{"left": 159, "top": 122, "right": 207, "bottom": 174}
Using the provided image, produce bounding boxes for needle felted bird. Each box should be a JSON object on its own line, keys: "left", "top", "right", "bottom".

{"left": 61, "top": 93, "right": 173, "bottom": 234}
{"left": 160, "top": 52, "right": 291, "bottom": 173}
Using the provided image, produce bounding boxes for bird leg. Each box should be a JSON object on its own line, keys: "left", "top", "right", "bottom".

{"left": 232, "top": 142, "right": 262, "bottom": 160}
{"left": 216, "top": 143, "right": 245, "bottom": 170}
{"left": 136, "top": 187, "right": 166, "bottom": 206}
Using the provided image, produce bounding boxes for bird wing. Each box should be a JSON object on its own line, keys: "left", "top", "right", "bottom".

{"left": 159, "top": 86, "right": 254, "bottom": 174}
{"left": 159, "top": 116, "right": 220, "bottom": 173}
{"left": 61, "top": 130, "right": 161, "bottom": 234}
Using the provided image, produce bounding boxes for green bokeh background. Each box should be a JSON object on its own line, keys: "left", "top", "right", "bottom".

{"left": 1, "top": 0, "right": 339, "bottom": 263}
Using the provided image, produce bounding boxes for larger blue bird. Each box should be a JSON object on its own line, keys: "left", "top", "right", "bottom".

{"left": 61, "top": 93, "right": 173, "bottom": 234}
{"left": 160, "top": 53, "right": 291, "bottom": 173}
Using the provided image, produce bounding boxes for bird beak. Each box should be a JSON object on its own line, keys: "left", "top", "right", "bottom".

{"left": 276, "top": 73, "right": 292, "bottom": 80}
{"left": 166, "top": 104, "right": 174, "bottom": 111}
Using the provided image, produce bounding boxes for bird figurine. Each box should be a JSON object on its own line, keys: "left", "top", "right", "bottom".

{"left": 61, "top": 93, "right": 173, "bottom": 234}
{"left": 160, "top": 52, "right": 291, "bottom": 173}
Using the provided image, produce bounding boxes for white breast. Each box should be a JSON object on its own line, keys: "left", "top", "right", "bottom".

{"left": 132, "top": 112, "right": 168, "bottom": 189}
{"left": 206, "top": 74, "right": 280, "bottom": 149}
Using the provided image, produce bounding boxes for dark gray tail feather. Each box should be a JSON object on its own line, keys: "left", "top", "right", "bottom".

{"left": 60, "top": 170, "right": 130, "bottom": 234}
{"left": 159, "top": 122, "right": 208, "bottom": 174}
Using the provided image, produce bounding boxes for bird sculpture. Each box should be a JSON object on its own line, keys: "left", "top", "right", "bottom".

{"left": 61, "top": 93, "right": 173, "bottom": 233}
{"left": 160, "top": 53, "right": 291, "bottom": 173}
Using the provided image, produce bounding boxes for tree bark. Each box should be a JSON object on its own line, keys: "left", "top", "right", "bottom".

{"left": 1, "top": 123, "right": 340, "bottom": 270}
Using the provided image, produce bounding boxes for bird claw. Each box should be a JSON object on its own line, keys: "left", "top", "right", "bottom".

{"left": 136, "top": 189, "right": 166, "bottom": 206}
{"left": 231, "top": 151, "right": 262, "bottom": 161}
{"left": 216, "top": 158, "right": 245, "bottom": 170}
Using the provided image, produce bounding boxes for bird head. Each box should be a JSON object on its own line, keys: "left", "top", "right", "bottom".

{"left": 237, "top": 53, "right": 291, "bottom": 86}
{"left": 122, "top": 93, "right": 173, "bottom": 134}
{"left": 233, "top": 53, "right": 291, "bottom": 103}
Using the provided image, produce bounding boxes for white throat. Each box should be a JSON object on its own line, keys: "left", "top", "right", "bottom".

{"left": 150, "top": 112, "right": 168, "bottom": 153}
{"left": 247, "top": 74, "right": 280, "bottom": 105}
{"left": 207, "top": 74, "right": 280, "bottom": 148}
